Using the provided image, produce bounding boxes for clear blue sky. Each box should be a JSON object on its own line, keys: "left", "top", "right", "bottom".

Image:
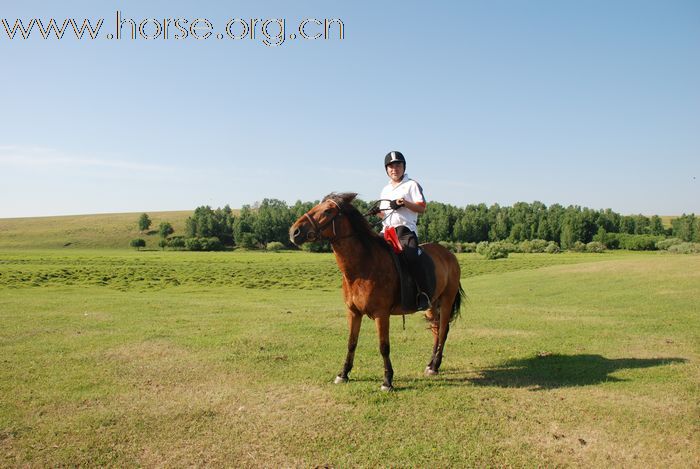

{"left": 1, "top": 0, "right": 698, "bottom": 217}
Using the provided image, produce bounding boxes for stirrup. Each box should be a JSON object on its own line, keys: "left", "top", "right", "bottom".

{"left": 416, "top": 292, "right": 431, "bottom": 311}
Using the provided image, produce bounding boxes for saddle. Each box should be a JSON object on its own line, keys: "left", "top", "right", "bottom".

{"left": 384, "top": 227, "right": 436, "bottom": 312}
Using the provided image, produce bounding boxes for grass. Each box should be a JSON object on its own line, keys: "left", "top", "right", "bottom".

{"left": 0, "top": 249, "right": 698, "bottom": 467}
{"left": 0, "top": 250, "right": 630, "bottom": 292}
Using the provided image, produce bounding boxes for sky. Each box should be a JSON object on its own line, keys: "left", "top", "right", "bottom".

{"left": 1, "top": 0, "right": 698, "bottom": 218}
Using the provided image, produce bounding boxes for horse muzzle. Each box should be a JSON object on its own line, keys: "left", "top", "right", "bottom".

{"left": 289, "top": 222, "right": 314, "bottom": 246}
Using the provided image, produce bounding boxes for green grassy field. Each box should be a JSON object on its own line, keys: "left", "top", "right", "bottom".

{"left": 1, "top": 248, "right": 698, "bottom": 467}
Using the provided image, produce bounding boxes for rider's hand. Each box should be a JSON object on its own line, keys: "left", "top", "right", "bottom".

{"left": 390, "top": 199, "right": 405, "bottom": 210}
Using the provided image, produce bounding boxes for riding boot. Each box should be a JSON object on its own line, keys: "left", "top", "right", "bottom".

{"left": 409, "top": 247, "right": 436, "bottom": 311}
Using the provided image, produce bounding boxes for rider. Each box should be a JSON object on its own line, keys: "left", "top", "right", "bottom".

{"left": 379, "top": 151, "right": 434, "bottom": 311}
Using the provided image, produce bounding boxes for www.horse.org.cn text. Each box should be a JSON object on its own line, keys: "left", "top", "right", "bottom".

{"left": 0, "top": 11, "right": 345, "bottom": 47}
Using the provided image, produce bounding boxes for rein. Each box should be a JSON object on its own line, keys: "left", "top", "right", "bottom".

{"left": 364, "top": 199, "right": 396, "bottom": 229}
{"left": 301, "top": 199, "right": 397, "bottom": 242}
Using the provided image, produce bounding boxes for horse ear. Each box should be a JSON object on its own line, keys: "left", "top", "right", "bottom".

{"left": 341, "top": 193, "right": 358, "bottom": 204}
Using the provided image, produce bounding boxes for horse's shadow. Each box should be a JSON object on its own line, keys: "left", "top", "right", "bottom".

{"left": 436, "top": 353, "right": 687, "bottom": 390}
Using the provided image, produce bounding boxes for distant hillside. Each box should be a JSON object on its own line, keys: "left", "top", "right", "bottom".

{"left": 0, "top": 211, "right": 194, "bottom": 250}
{"left": 660, "top": 216, "right": 677, "bottom": 229}
{"left": 0, "top": 210, "right": 680, "bottom": 250}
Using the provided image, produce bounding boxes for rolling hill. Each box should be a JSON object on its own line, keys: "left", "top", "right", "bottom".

{"left": 0, "top": 211, "right": 193, "bottom": 250}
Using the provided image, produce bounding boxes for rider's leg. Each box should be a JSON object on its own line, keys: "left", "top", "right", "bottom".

{"left": 396, "top": 227, "right": 434, "bottom": 310}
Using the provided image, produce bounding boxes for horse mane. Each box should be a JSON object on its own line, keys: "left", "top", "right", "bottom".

{"left": 322, "top": 192, "right": 390, "bottom": 253}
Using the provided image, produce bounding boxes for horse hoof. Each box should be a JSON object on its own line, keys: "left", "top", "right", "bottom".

{"left": 380, "top": 384, "right": 394, "bottom": 392}
{"left": 425, "top": 367, "right": 439, "bottom": 376}
{"left": 334, "top": 375, "right": 348, "bottom": 384}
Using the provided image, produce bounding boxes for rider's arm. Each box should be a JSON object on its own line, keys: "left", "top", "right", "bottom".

{"left": 398, "top": 199, "right": 426, "bottom": 214}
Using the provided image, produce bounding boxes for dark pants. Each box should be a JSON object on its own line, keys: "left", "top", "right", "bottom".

{"left": 395, "top": 226, "right": 435, "bottom": 299}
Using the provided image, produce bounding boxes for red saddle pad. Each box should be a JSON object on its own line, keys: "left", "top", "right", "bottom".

{"left": 383, "top": 226, "right": 403, "bottom": 254}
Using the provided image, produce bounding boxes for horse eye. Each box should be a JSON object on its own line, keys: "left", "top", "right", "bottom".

{"left": 324, "top": 209, "right": 333, "bottom": 215}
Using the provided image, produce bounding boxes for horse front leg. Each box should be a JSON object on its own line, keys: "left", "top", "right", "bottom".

{"left": 375, "top": 314, "right": 394, "bottom": 391}
{"left": 335, "top": 309, "right": 362, "bottom": 384}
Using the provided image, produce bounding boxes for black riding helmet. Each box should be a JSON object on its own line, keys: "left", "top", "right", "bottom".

{"left": 384, "top": 151, "right": 406, "bottom": 169}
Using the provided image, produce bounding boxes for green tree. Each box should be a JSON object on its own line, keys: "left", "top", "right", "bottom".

{"left": 419, "top": 202, "right": 454, "bottom": 243}
{"left": 672, "top": 214, "right": 697, "bottom": 242}
{"left": 253, "top": 199, "right": 295, "bottom": 247}
{"left": 593, "top": 226, "right": 607, "bottom": 244}
{"left": 560, "top": 210, "right": 582, "bottom": 250}
{"left": 649, "top": 215, "right": 666, "bottom": 236}
{"left": 130, "top": 238, "right": 146, "bottom": 250}
{"left": 597, "top": 209, "right": 620, "bottom": 234}
{"left": 233, "top": 205, "right": 256, "bottom": 247}
{"left": 158, "top": 221, "right": 174, "bottom": 239}
{"left": 138, "top": 213, "right": 151, "bottom": 232}
{"left": 619, "top": 216, "right": 636, "bottom": 234}
{"left": 186, "top": 205, "right": 235, "bottom": 245}
{"left": 239, "top": 232, "right": 259, "bottom": 250}
{"left": 545, "top": 204, "right": 565, "bottom": 242}
{"left": 509, "top": 223, "right": 526, "bottom": 242}
{"left": 488, "top": 208, "right": 510, "bottom": 241}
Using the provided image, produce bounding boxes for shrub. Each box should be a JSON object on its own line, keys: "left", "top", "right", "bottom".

{"left": 544, "top": 241, "right": 560, "bottom": 254}
{"left": 464, "top": 242, "right": 477, "bottom": 253}
{"left": 497, "top": 241, "right": 518, "bottom": 253}
{"left": 129, "top": 238, "right": 146, "bottom": 250}
{"left": 185, "top": 237, "right": 224, "bottom": 251}
{"left": 667, "top": 242, "right": 700, "bottom": 254}
{"left": 586, "top": 241, "right": 606, "bottom": 253}
{"left": 158, "top": 239, "right": 168, "bottom": 250}
{"left": 656, "top": 238, "right": 683, "bottom": 250}
{"left": 301, "top": 241, "right": 332, "bottom": 253}
{"left": 476, "top": 241, "right": 489, "bottom": 256}
{"left": 185, "top": 237, "right": 203, "bottom": 251}
{"left": 239, "top": 233, "right": 259, "bottom": 250}
{"left": 137, "top": 213, "right": 151, "bottom": 232}
{"left": 266, "top": 241, "right": 285, "bottom": 251}
{"left": 571, "top": 241, "right": 587, "bottom": 252}
{"left": 601, "top": 234, "right": 620, "bottom": 250}
{"left": 201, "top": 237, "right": 224, "bottom": 251}
{"left": 614, "top": 234, "right": 661, "bottom": 251}
{"left": 519, "top": 239, "right": 549, "bottom": 253}
{"left": 159, "top": 222, "right": 174, "bottom": 238}
{"left": 483, "top": 243, "right": 509, "bottom": 260}
{"left": 167, "top": 236, "right": 186, "bottom": 250}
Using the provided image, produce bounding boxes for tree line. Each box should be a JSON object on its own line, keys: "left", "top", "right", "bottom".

{"left": 131, "top": 199, "right": 699, "bottom": 251}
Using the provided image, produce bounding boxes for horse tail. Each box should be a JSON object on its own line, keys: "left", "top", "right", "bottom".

{"left": 449, "top": 283, "right": 465, "bottom": 323}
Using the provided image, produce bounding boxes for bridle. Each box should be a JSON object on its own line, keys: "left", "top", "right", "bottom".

{"left": 302, "top": 199, "right": 346, "bottom": 242}
{"left": 301, "top": 198, "right": 398, "bottom": 242}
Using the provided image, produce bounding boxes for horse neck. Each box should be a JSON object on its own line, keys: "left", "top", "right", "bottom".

{"left": 331, "top": 234, "right": 387, "bottom": 281}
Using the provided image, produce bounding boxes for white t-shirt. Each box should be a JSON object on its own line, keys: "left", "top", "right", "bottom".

{"left": 379, "top": 174, "right": 426, "bottom": 233}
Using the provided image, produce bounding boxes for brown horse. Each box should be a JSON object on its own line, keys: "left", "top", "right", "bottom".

{"left": 289, "top": 192, "right": 464, "bottom": 391}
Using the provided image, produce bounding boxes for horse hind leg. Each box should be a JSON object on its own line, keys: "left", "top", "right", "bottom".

{"left": 425, "top": 297, "right": 452, "bottom": 375}
{"left": 425, "top": 320, "right": 440, "bottom": 376}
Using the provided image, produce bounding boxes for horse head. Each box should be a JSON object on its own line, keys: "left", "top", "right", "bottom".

{"left": 289, "top": 192, "right": 357, "bottom": 246}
